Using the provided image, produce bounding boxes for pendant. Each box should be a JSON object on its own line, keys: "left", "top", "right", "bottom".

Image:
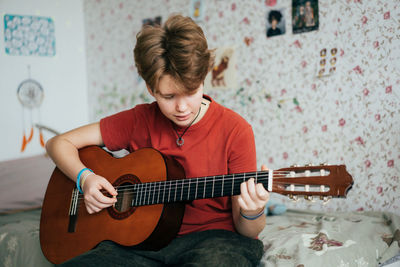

{"left": 176, "top": 137, "right": 184, "bottom": 147}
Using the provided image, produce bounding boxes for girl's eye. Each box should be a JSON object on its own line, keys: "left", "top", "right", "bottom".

{"left": 163, "top": 95, "right": 174, "bottom": 99}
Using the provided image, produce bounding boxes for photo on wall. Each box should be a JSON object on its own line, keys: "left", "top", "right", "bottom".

{"left": 316, "top": 47, "right": 338, "bottom": 78}
{"left": 292, "top": 0, "right": 319, "bottom": 34}
{"left": 189, "top": 0, "right": 205, "bottom": 22}
{"left": 204, "top": 47, "right": 237, "bottom": 90}
{"left": 142, "top": 16, "right": 162, "bottom": 27}
{"left": 266, "top": 8, "right": 286, "bottom": 38}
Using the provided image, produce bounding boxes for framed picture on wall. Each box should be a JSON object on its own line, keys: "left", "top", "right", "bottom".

{"left": 266, "top": 8, "right": 286, "bottom": 38}
{"left": 292, "top": 0, "right": 319, "bottom": 34}
{"left": 4, "top": 14, "right": 56, "bottom": 57}
{"left": 142, "top": 16, "right": 162, "bottom": 27}
{"left": 204, "top": 47, "right": 237, "bottom": 90}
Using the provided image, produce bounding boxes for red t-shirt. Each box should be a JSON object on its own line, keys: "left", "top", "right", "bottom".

{"left": 100, "top": 95, "right": 256, "bottom": 236}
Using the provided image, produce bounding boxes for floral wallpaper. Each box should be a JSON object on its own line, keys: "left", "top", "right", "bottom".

{"left": 83, "top": 0, "right": 399, "bottom": 215}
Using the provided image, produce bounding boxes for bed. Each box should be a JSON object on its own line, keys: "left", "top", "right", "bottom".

{"left": 1, "top": 208, "right": 400, "bottom": 267}
{"left": 1, "top": 155, "right": 399, "bottom": 267}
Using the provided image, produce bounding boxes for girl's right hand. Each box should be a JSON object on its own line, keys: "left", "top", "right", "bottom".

{"left": 82, "top": 173, "right": 118, "bottom": 214}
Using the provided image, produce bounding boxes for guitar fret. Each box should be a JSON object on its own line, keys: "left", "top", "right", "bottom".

{"left": 212, "top": 176, "right": 215, "bottom": 198}
{"left": 156, "top": 182, "right": 159, "bottom": 204}
{"left": 195, "top": 178, "right": 198, "bottom": 199}
{"left": 145, "top": 183, "right": 148, "bottom": 205}
{"left": 145, "top": 183, "right": 149, "bottom": 205}
{"left": 203, "top": 177, "right": 206, "bottom": 198}
{"left": 187, "top": 180, "right": 191, "bottom": 200}
{"left": 151, "top": 183, "right": 154, "bottom": 205}
{"left": 174, "top": 180, "right": 178, "bottom": 202}
{"left": 231, "top": 174, "right": 235, "bottom": 196}
{"left": 168, "top": 181, "right": 171, "bottom": 203}
{"left": 141, "top": 184, "right": 145, "bottom": 206}
{"left": 180, "top": 180, "right": 184, "bottom": 201}
{"left": 134, "top": 184, "right": 137, "bottom": 206}
{"left": 139, "top": 184, "right": 143, "bottom": 206}
{"left": 163, "top": 181, "right": 166, "bottom": 203}
{"left": 221, "top": 175, "right": 224, "bottom": 196}
{"left": 138, "top": 184, "right": 141, "bottom": 206}
{"left": 151, "top": 182, "right": 155, "bottom": 204}
{"left": 149, "top": 183, "right": 152, "bottom": 205}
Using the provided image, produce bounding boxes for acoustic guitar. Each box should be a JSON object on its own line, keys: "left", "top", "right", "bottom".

{"left": 40, "top": 146, "right": 353, "bottom": 264}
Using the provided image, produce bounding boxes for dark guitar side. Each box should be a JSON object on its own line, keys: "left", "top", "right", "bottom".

{"left": 39, "top": 146, "right": 186, "bottom": 264}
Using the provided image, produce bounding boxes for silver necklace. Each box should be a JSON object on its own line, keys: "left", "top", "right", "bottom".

{"left": 173, "top": 106, "right": 201, "bottom": 147}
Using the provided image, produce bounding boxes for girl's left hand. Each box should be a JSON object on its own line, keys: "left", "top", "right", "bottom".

{"left": 237, "top": 164, "right": 270, "bottom": 216}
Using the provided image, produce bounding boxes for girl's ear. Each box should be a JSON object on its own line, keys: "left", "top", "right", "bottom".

{"left": 146, "top": 84, "right": 155, "bottom": 97}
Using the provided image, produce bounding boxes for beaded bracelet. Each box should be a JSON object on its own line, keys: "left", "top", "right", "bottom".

{"left": 76, "top": 168, "right": 93, "bottom": 194}
{"left": 240, "top": 209, "right": 265, "bottom": 220}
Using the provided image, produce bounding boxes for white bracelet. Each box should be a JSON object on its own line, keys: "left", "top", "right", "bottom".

{"left": 80, "top": 171, "right": 95, "bottom": 191}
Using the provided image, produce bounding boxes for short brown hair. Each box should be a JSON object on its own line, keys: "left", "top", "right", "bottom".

{"left": 134, "top": 14, "right": 214, "bottom": 92}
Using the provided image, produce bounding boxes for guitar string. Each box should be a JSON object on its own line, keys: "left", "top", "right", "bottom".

{"left": 76, "top": 171, "right": 290, "bottom": 195}
{"left": 72, "top": 172, "right": 301, "bottom": 202}
{"left": 73, "top": 180, "right": 272, "bottom": 207}
{"left": 72, "top": 170, "right": 290, "bottom": 196}
{"left": 72, "top": 178, "right": 328, "bottom": 212}
{"left": 73, "top": 169, "right": 329, "bottom": 204}
{"left": 93, "top": 170, "right": 291, "bottom": 191}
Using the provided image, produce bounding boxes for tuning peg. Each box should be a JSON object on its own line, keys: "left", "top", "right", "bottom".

{"left": 305, "top": 163, "right": 313, "bottom": 166}
{"left": 320, "top": 196, "right": 332, "bottom": 204}
{"left": 288, "top": 194, "right": 298, "bottom": 202}
{"left": 304, "top": 195, "right": 314, "bottom": 201}
{"left": 320, "top": 162, "right": 328, "bottom": 166}
{"left": 291, "top": 164, "right": 299, "bottom": 167}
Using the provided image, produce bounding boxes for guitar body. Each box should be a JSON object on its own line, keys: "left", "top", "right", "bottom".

{"left": 40, "top": 146, "right": 186, "bottom": 264}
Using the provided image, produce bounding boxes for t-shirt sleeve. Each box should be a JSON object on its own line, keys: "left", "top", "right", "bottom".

{"left": 99, "top": 108, "right": 136, "bottom": 151}
{"left": 227, "top": 122, "right": 257, "bottom": 174}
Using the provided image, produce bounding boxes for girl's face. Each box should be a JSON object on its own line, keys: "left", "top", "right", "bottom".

{"left": 148, "top": 75, "right": 204, "bottom": 128}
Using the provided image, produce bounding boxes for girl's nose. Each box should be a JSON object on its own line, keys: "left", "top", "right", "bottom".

{"left": 176, "top": 97, "right": 187, "bottom": 112}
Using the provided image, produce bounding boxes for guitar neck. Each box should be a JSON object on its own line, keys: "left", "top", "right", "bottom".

{"left": 130, "top": 171, "right": 270, "bottom": 207}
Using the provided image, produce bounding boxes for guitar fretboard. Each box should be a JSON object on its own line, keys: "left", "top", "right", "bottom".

{"left": 126, "top": 171, "right": 270, "bottom": 207}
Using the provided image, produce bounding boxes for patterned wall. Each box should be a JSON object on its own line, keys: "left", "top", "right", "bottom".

{"left": 83, "top": 0, "right": 399, "bottom": 215}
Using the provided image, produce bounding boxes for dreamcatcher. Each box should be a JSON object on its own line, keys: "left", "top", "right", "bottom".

{"left": 17, "top": 66, "right": 45, "bottom": 152}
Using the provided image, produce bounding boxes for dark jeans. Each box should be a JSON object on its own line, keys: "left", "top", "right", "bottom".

{"left": 59, "top": 229, "right": 264, "bottom": 267}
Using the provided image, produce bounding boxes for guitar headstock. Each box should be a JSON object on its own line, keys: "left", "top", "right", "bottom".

{"left": 272, "top": 164, "right": 353, "bottom": 202}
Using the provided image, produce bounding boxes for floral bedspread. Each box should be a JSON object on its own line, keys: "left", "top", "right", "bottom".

{"left": 1, "top": 208, "right": 399, "bottom": 267}
{"left": 259, "top": 209, "right": 400, "bottom": 267}
{"left": 0, "top": 209, "right": 53, "bottom": 267}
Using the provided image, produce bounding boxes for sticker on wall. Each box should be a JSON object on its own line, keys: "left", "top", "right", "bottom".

{"left": 189, "top": 0, "right": 206, "bottom": 22}
{"left": 292, "top": 0, "right": 319, "bottom": 34}
{"left": 4, "top": 14, "right": 56, "bottom": 57}
{"left": 316, "top": 48, "right": 338, "bottom": 78}
{"left": 266, "top": 8, "right": 286, "bottom": 38}
{"left": 265, "top": 0, "right": 277, "bottom": 7}
{"left": 204, "top": 47, "right": 237, "bottom": 90}
{"left": 17, "top": 66, "right": 46, "bottom": 152}
{"left": 142, "top": 16, "right": 162, "bottom": 27}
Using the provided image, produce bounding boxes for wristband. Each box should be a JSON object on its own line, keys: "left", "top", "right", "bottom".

{"left": 240, "top": 209, "right": 265, "bottom": 220}
{"left": 80, "top": 172, "right": 94, "bottom": 192}
{"left": 77, "top": 168, "right": 93, "bottom": 194}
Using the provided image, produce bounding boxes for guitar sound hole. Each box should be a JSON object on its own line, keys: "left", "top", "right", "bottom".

{"left": 107, "top": 174, "right": 140, "bottom": 220}
{"left": 114, "top": 182, "right": 134, "bottom": 212}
